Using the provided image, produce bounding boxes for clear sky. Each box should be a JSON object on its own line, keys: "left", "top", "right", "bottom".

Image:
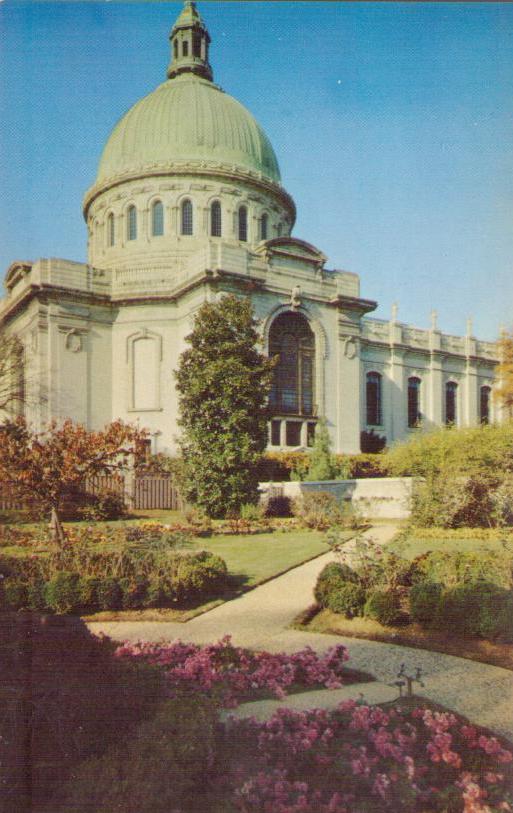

{"left": 0, "top": 1, "right": 512, "bottom": 340}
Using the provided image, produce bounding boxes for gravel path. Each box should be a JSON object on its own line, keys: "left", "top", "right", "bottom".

{"left": 88, "top": 524, "right": 513, "bottom": 740}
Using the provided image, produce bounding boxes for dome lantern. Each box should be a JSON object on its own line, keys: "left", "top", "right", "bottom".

{"left": 167, "top": 1, "right": 213, "bottom": 82}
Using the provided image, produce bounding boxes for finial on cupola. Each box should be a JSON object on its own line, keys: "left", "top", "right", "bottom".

{"left": 167, "top": 1, "right": 213, "bottom": 82}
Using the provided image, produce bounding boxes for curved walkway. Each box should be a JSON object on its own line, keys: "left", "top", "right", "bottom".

{"left": 88, "top": 525, "right": 513, "bottom": 741}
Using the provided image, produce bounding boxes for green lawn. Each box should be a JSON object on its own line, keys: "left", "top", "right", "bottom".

{"left": 389, "top": 528, "right": 513, "bottom": 560}
{"left": 191, "top": 530, "right": 333, "bottom": 588}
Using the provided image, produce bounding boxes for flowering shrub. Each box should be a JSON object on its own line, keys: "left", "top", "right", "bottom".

{"left": 115, "top": 636, "right": 351, "bottom": 707}
{"left": 224, "top": 702, "right": 513, "bottom": 813}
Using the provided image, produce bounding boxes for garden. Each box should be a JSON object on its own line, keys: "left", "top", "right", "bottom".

{"left": 2, "top": 298, "right": 513, "bottom": 812}
{"left": 297, "top": 422, "right": 513, "bottom": 670}
{"left": 2, "top": 613, "right": 513, "bottom": 813}
{"left": 0, "top": 516, "right": 341, "bottom": 620}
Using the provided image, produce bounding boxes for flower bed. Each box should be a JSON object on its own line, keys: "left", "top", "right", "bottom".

{"left": 114, "top": 636, "right": 353, "bottom": 707}
{"left": 224, "top": 702, "right": 513, "bottom": 813}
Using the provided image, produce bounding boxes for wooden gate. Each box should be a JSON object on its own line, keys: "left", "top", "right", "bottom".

{"left": 133, "top": 477, "right": 182, "bottom": 511}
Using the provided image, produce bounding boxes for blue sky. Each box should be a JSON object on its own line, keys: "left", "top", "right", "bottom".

{"left": 1, "top": 1, "right": 512, "bottom": 340}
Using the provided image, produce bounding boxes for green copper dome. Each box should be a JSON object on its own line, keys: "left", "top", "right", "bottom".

{"left": 96, "top": 74, "right": 281, "bottom": 186}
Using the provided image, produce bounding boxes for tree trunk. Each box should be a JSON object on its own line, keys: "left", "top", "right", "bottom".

{"left": 49, "top": 506, "right": 66, "bottom": 546}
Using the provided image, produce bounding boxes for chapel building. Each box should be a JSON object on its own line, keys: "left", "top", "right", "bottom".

{"left": 0, "top": 2, "right": 498, "bottom": 454}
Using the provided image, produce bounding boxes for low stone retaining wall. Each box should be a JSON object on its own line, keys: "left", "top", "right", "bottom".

{"left": 260, "top": 477, "right": 414, "bottom": 520}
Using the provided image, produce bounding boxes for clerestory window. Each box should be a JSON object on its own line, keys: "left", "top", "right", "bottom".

{"left": 211, "top": 201, "right": 222, "bottom": 237}
{"left": 107, "top": 213, "right": 115, "bottom": 247}
{"left": 238, "top": 206, "right": 248, "bottom": 242}
{"left": 151, "top": 201, "right": 164, "bottom": 237}
{"left": 181, "top": 199, "right": 193, "bottom": 236}
{"left": 127, "top": 205, "right": 137, "bottom": 241}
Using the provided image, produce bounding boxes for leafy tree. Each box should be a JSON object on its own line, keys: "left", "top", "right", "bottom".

{"left": 495, "top": 328, "right": 513, "bottom": 418}
{"left": 0, "top": 418, "right": 145, "bottom": 541}
{"left": 175, "top": 295, "right": 275, "bottom": 517}
{"left": 305, "top": 418, "right": 337, "bottom": 481}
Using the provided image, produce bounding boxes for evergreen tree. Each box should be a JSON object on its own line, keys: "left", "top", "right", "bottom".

{"left": 175, "top": 295, "right": 275, "bottom": 517}
{"left": 305, "top": 418, "right": 336, "bottom": 481}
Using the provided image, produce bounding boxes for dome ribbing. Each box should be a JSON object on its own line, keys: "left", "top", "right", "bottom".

{"left": 96, "top": 74, "right": 281, "bottom": 186}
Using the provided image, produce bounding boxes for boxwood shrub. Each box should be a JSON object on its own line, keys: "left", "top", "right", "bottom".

{"left": 409, "top": 581, "right": 443, "bottom": 624}
{"left": 314, "top": 562, "right": 361, "bottom": 606}
{"left": 173, "top": 551, "right": 228, "bottom": 604}
{"left": 364, "top": 588, "right": 402, "bottom": 625}
{"left": 434, "top": 582, "right": 513, "bottom": 639}
{"left": 326, "top": 582, "right": 367, "bottom": 617}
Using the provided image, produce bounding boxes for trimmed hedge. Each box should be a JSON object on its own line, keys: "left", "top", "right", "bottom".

{"left": 0, "top": 550, "right": 229, "bottom": 615}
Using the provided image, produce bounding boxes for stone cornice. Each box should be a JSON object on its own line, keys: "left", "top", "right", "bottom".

{"left": 328, "top": 294, "right": 377, "bottom": 316}
{"left": 0, "top": 283, "right": 112, "bottom": 327}
{"left": 5, "top": 261, "right": 33, "bottom": 291}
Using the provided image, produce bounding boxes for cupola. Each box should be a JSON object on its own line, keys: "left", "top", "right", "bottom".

{"left": 167, "top": 0, "right": 213, "bottom": 82}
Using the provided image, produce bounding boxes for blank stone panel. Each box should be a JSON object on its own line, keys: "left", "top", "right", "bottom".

{"left": 133, "top": 338, "right": 158, "bottom": 410}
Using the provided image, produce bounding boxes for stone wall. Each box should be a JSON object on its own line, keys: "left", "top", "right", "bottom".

{"left": 260, "top": 477, "right": 414, "bottom": 520}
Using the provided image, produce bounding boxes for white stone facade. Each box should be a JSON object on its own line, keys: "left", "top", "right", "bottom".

{"left": 0, "top": 3, "right": 498, "bottom": 455}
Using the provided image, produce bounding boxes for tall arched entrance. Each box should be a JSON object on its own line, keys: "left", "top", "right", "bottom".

{"left": 268, "top": 311, "right": 317, "bottom": 448}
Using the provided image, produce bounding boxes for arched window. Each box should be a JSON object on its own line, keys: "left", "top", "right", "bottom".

{"left": 107, "top": 213, "right": 115, "bottom": 247}
{"left": 182, "top": 40, "right": 189, "bottom": 57}
{"left": 238, "top": 206, "right": 248, "bottom": 242}
{"left": 174, "top": 39, "right": 178, "bottom": 59}
{"left": 366, "top": 372, "right": 382, "bottom": 426}
{"left": 480, "top": 385, "right": 491, "bottom": 424}
{"left": 181, "top": 199, "right": 193, "bottom": 235}
{"left": 127, "top": 205, "right": 137, "bottom": 241}
{"left": 446, "top": 381, "right": 458, "bottom": 425}
{"left": 269, "top": 312, "right": 315, "bottom": 416}
{"left": 260, "top": 213, "right": 268, "bottom": 241}
{"left": 407, "top": 377, "right": 421, "bottom": 428}
{"left": 277, "top": 222, "right": 283, "bottom": 237}
{"left": 193, "top": 32, "right": 202, "bottom": 58}
{"left": 151, "top": 201, "right": 164, "bottom": 236}
{"left": 210, "top": 201, "right": 222, "bottom": 237}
